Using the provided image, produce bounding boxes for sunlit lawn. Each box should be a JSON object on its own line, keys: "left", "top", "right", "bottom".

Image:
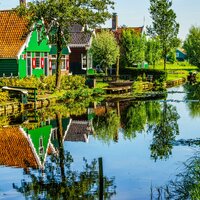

{"left": 95, "top": 82, "right": 109, "bottom": 88}
{"left": 149, "top": 61, "right": 199, "bottom": 81}
{"left": 149, "top": 61, "right": 198, "bottom": 71}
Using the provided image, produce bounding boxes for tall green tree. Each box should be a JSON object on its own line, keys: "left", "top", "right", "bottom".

{"left": 17, "top": 0, "right": 114, "bottom": 89}
{"left": 145, "top": 37, "right": 161, "bottom": 68}
{"left": 184, "top": 26, "right": 200, "bottom": 68}
{"left": 147, "top": 0, "right": 179, "bottom": 70}
{"left": 121, "top": 29, "right": 146, "bottom": 67}
{"left": 90, "top": 31, "right": 119, "bottom": 75}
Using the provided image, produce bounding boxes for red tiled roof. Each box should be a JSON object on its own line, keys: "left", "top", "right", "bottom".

{"left": 0, "top": 10, "right": 28, "bottom": 58}
{"left": 0, "top": 127, "right": 38, "bottom": 169}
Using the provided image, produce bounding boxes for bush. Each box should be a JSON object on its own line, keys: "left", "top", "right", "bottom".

{"left": 0, "top": 75, "right": 87, "bottom": 92}
{"left": 42, "top": 75, "right": 56, "bottom": 91}
{"left": 119, "top": 68, "right": 167, "bottom": 83}
{"left": 0, "top": 91, "right": 9, "bottom": 103}
{"left": 61, "top": 75, "right": 86, "bottom": 90}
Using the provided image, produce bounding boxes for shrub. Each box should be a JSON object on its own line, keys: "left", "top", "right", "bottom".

{"left": 61, "top": 75, "right": 86, "bottom": 90}
{"left": 42, "top": 75, "right": 56, "bottom": 91}
{"left": 119, "top": 68, "right": 167, "bottom": 83}
{"left": 0, "top": 91, "right": 9, "bottom": 103}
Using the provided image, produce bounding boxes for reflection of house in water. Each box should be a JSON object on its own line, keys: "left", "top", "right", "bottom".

{"left": 0, "top": 125, "right": 53, "bottom": 170}
{"left": 50, "top": 113, "right": 94, "bottom": 144}
{"left": 64, "top": 120, "right": 93, "bottom": 143}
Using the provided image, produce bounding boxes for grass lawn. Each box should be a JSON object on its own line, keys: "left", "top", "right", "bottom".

{"left": 149, "top": 61, "right": 199, "bottom": 81}
{"left": 95, "top": 82, "right": 109, "bottom": 88}
{"left": 149, "top": 61, "right": 199, "bottom": 71}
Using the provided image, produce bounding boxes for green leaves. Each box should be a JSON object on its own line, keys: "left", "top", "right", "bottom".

{"left": 90, "top": 31, "right": 119, "bottom": 73}
{"left": 184, "top": 26, "right": 200, "bottom": 68}
{"left": 147, "top": 0, "right": 179, "bottom": 70}
{"left": 121, "top": 29, "right": 146, "bottom": 67}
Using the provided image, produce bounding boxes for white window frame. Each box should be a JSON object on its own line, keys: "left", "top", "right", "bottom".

{"left": 39, "top": 137, "right": 44, "bottom": 155}
{"left": 35, "top": 52, "right": 41, "bottom": 68}
{"left": 51, "top": 55, "right": 67, "bottom": 71}
{"left": 26, "top": 52, "right": 32, "bottom": 76}
{"left": 81, "top": 53, "right": 87, "bottom": 70}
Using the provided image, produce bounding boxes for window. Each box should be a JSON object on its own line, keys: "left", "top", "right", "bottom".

{"left": 39, "top": 137, "right": 44, "bottom": 155}
{"left": 35, "top": 52, "right": 40, "bottom": 68}
{"left": 50, "top": 55, "right": 67, "bottom": 71}
{"left": 81, "top": 53, "right": 87, "bottom": 70}
{"left": 44, "top": 52, "right": 48, "bottom": 57}
{"left": 37, "top": 30, "right": 41, "bottom": 42}
{"left": 51, "top": 128, "right": 58, "bottom": 140}
{"left": 26, "top": 52, "right": 32, "bottom": 76}
{"left": 27, "top": 52, "right": 31, "bottom": 57}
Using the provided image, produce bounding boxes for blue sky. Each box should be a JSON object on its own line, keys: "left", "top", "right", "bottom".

{"left": 0, "top": 0, "right": 199, "bottom": 40}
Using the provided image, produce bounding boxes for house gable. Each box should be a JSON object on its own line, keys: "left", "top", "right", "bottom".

{"left": 176, "top": 48, "right": 187, "bottom": 61}
{"left": 18, "top": 26, "right": 51, "bottom": 78}
{"left": 27, "top": 125, "right": 52, "bottom": 167}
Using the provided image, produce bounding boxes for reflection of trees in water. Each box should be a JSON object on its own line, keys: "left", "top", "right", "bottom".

{"left": 145, "top": 101, "right": 162, "bottom": 125}
{"left": 121, "top": 101, "right": 162, "bottom": 139}
{"left": 93, "top": 101, "right": 180, "bottom": 161}
{"left": 152, "top": 152, "right": 200, "bottom": 199}
{"left": 93, "top": 109, "right": 120, "bottom": 144}
{"left": 121, "top": 102, "right": 147, "bottom": 139}
{"left": 13, "top": 112, "right": 116, "bottom": 200}
{"left": 148, "top": 102, "right": 180, "bottom": 161}
{"left": 13, "top": 152, "right": 116, "bottom": 200}
{"left": 184, "top": 83, "right": 200, "bottom": 117}
{"left": 122, "top": 101, "right": 180, "bottom": 161}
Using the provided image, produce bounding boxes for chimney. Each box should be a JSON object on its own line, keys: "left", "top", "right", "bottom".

{"left": 112, "top": 13, "right": 118, "bottom": 31}
{"left": 20, "top": 0, "right": 26, "bottom": 6}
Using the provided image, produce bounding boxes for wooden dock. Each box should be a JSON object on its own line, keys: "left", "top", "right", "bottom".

{"left": 105, "top": 85, "right": 132, "bottom": 94}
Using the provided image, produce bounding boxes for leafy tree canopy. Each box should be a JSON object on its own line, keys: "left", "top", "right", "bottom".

{"left": 147, "top": 0, "right": 179, "bottom": 70}
{"left": 121, "top": 29, "right": 146, "bottom": 67}
{"left": 184, "top": 26, "right": 200, "bottom": 68}
{"left": 90, "top": 31, "right": 119, "bottom": 75}
{"left": 145, "top": 37, "right": 161, "bottom": 68}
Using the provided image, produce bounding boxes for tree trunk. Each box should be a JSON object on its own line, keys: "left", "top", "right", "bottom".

{"left": 105, "top": 66, "right": 108, "bottom": 76}
{"left": 56, "top": 27, "right": 63, "bottom": 90}
{"left": 116, "top": 56, "right": 119, "bottom": 81}
{"left": 56, "top": 112, "right": 66, "bottom": 183}
{"left": 153, "top": 61, "right": 155, "bottom": 69}
{"left": 164, "top": 57, "right": 167, "bottom": 71}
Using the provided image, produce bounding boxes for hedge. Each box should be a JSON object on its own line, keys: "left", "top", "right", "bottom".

{"left": 119, "top": 68, "right": 167, "bottom": 82}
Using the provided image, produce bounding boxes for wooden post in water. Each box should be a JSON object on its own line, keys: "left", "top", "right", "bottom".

{"left": 98, "top": 157, "right": 103, "bottom": 200}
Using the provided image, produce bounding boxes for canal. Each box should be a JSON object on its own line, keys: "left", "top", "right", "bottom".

{"left": 0, "top": 83, "right": 199, "bottom": 200}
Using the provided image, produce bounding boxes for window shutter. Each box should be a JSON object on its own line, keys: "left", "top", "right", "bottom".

{"left": 66, "top": 59, "right": 69, "bottom": 71}
{"left": 32, "top": 58, "right": 36, "bottom": 69}
{"left": 41, "top": 58, "right": 44, "bottom": 68}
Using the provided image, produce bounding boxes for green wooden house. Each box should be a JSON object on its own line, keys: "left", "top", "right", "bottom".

{"left": 0, "top": 10, "right": 70, "bottom": 78}
{"left": 176, "top": 48, "right": 187, "bottom": 62}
